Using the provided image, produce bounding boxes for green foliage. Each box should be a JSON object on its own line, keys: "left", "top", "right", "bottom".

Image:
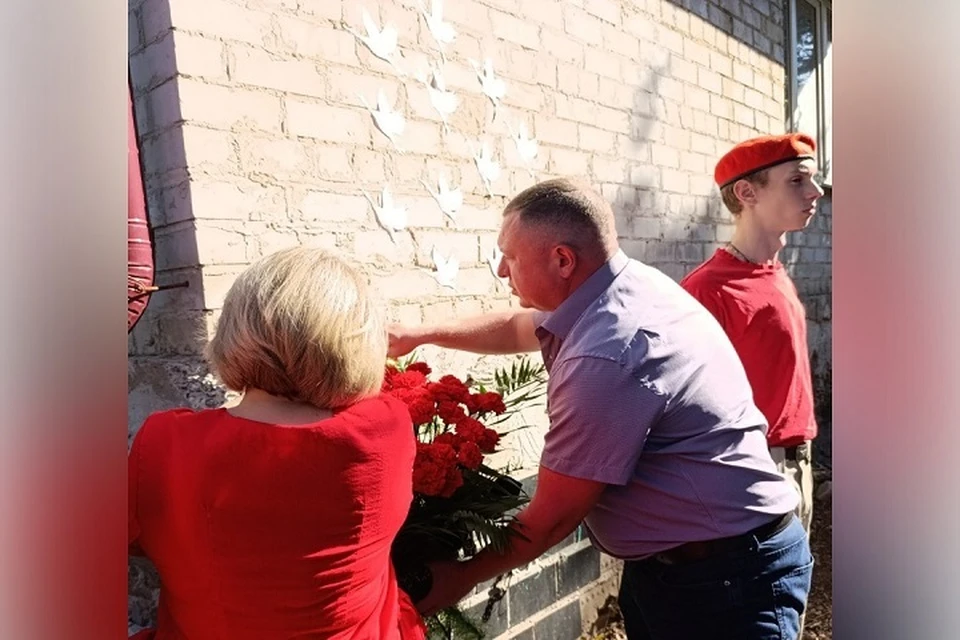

{"left": 474, "top": 355, "right": 548, "bottom": 427}
{"left": 393, "top": 351, "right": 423, "bottom": 371}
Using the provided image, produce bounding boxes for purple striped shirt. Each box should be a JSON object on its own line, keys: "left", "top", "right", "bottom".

{"left": 533, "top": 250, "right": 799, "bottom": 559}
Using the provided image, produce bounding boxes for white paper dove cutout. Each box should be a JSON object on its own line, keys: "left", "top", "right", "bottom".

{"left": 431, "top": 246, "right": 459, "bottom": 290}
{"left": 362, "top": 186, "right": 408, "bottom": 242}
{"left": 508, "top": 121, "right": 539, "bottom": 163}
{"left": 469, "top": 58, "right": 507, "bottom": 119}
{"left": 471, "top": 141, "right": 501, "bottom": 197}
{"left": 421, "top": 65, "right": 459, "bottom": 133}
{"left": 507, "top": 121, "right": 539, "bottom": 177}
{"left": 417, "top": 0, "right": 457, "bottom": 62}
{"left": 346, "top": 8, "right": 404, "bottom": 75}
{"left": 421, "top": 171, "right": 463, "bottom": 221}
{"left": 486, "top": 246, "right": 509, "bottom": 289}
{"left": 359, "top": 89, "right": 406, "bottom": 150}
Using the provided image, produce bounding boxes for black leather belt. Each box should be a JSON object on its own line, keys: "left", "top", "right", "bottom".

{"left": 651, "top": 512, "right": 794, "bottom": 565}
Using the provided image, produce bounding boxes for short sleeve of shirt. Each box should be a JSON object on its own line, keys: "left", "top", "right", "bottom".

{"left": 540, "top": 355, "right": 668, "bottom": 486}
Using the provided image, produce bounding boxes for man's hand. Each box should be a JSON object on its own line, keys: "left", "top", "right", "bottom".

{"left": 387, "top": 323, "right": 424, "bottom": 359}
{"left": 416, "top": 561, "right": 475, "bottom": 617}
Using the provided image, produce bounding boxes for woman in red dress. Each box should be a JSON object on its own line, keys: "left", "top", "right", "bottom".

{"left": 128, "top": 247, "right": 426, "bottom": 640}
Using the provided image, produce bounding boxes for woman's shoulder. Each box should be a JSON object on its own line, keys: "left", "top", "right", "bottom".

{"left": 131, "top": 407, "right": 224, "bottom": 444}
{"left": 326, "top": 394, "right": 414, "bottom": 449}
{"left": 143, "top": 406, "right": 223, "bottom": 426}
{"left": 336, "top": 394, "right": 416, "bottom": 471}
{"left": 340, "top": 393, "right": 412, "bottom": 428}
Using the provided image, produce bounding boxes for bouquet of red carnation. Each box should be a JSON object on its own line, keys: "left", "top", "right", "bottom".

{"left": 384, "top": 356, "right": 546, "bottom": 638}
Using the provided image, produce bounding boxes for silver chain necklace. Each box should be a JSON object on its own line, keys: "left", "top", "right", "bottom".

{"left": 726, "top": 243, "right": 779, "bottom": 267}
{"left": 726, "top": 243, "right": 757, "bottom": 264}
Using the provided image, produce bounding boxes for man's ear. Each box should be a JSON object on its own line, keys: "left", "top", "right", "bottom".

{"left": 733, "top": 179, "right": 758, "bottom": 206}
{"left": 554, "top": 244, "right": 578, "bottom": 278}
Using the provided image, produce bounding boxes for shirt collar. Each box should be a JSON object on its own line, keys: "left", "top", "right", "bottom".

{"left": 537, "top": 250, "right": 630, "bottom": 341}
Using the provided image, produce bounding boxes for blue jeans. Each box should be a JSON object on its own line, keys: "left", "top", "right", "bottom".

{"left": 618, "top": 515, "right": 814, "bottom": 640}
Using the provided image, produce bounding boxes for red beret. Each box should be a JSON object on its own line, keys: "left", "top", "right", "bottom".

{"left": 714, "top": 133, "right": 817, "bottom": 188}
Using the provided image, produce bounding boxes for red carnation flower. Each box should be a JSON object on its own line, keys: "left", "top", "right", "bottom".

{"left": 406, "top": 362, "right": 432, "bottom": 376}
{"left": 466, "top": 391, "right": 507, "bottom": 416}
{"left": 433, "top": 432, "right": 464, "bottom": 449}
{"left": 440, "top": 467, "right": 464, "bottom": 497}
{"left": 382, "top": 365, "right": 401, "bottom": 391}
{"left": 457, "top": 441, "right": 484, "bottom": 470}
{"left": 477, "top": 428, "right": 501, "bottom": 453}
{"left": 429, "top": 375, "right": 471, "bottom": 404}
{"left": 412, "top": 442, "right": 459, "bottom": 497}
{"left": 436, "top": 400, "right": 467, "bottom": 425}
{"left": 391, "top": 370, "right": 428, "bottom": 389}
{"left": 455, "top": 417, "right": 486, "bottom": 443}
{"left": 387, "top": 386, "right": 426, "bottom": 405}
{"left": 406, "top": 397, "right": 437, "bottom": 426}
{"left": 412, "top": 465, "right": 446, "bottom": 497}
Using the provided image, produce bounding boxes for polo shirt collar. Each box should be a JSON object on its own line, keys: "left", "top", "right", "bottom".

{"left": 538, "top": 250, "right": 630, "bottom": 340}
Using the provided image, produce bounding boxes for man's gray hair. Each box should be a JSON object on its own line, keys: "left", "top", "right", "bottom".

{"left": 504, "top": 177, "right": 618, "bottom": 259}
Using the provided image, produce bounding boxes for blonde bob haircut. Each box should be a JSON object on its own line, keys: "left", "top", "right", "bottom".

{"left": 205, "top": 247, "right": 386, "bottom": 409}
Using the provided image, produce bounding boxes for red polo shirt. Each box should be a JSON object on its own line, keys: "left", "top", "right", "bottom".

{"left": 681, "top": 250, "right": 817, "bottom": 447}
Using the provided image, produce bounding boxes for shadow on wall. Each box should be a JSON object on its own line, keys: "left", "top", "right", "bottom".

{"left": 615, "top": 0, "right": 791, "bottom": 279}
{"left": 613, "top": 50, "right": 732, "bottom": 282}
{"left": 128, "top": 0, "right": 227, "bottom": 440}
{"left": 612, "top": 61, "right": 665, "bottom": 266}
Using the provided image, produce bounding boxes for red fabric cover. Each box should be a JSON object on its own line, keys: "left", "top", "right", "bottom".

{"left": 128, "top": 394, "right": 425, "bottom": 640}
{"left": 127, "top": 86, "right": 153, "bottom": 333}
{"left": 714, "top": 133, "right": 817, "bottom": 188}
{"left": 681, "top": 250, "right": 817, "bottom": 447}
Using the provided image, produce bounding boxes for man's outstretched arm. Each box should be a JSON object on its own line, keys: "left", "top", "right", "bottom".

{"left": 388, "top": 310, "right": 540, "bottom": 358}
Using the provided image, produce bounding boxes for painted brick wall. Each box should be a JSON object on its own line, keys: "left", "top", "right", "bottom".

{"left": 128, "top": 0, "right": 830, "bottom": 636}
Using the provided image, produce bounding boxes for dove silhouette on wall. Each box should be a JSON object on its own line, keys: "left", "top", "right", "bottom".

{"left": 416, "top": 64, "right": 458, "bottom": 133}
{"left": 359, "top": 89, "right": 406, "bottom": 150}
{"left": 471, "top": 141, "right": 501, "bottom": 198}
{"left": 417, "top": 0, "right": 456, "bottom": 63}
{"left": 421, "top": 171, "right": 463, "bottom": 222}
{"left": 362, "top": 186, "right": 408, "bottom": 243}
{"left": 431, "top": 246, "right": 459, "bottom": 290}
{"left": 507, "top": 120, "right": 539, "bottom": 178}
{"left": 469, "top": 58, "right": 507, "bottom": 121}
{"left": 346, "top": 8, "right": 405, "bottom": 75}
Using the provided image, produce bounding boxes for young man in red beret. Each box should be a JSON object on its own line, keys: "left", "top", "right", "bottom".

{"left": 681, "top": 133, "right": 824, "bottom": 537}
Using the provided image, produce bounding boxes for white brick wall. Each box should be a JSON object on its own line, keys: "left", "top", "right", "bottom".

{"left": 129, "top": 0, "right": 832, "bottom": 633}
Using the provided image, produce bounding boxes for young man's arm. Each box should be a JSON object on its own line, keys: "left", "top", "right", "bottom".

{"left": 388, "top": 311, "right": 540, "bottom": 357}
